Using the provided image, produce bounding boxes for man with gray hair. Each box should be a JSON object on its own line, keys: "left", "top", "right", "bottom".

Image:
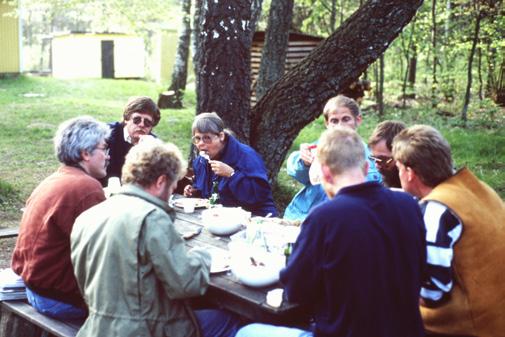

{"left": 392, "top": 125, "right": 505, "bottom": 337}
{"left": 71, "top": 139, "right": 241, "bottom": 337}
{"left": 237, "top": 126, "right": 426, "bottom": 337}
{"left": 12, "top": 116, "right": 110, "bottom": 319}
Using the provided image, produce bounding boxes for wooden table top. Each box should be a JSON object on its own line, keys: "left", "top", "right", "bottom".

{"left": 173, "top": 208, "right": 308, "bottom": 326}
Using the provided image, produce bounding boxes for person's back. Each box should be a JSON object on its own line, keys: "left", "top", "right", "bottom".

{"left": 281, "top": 183, "right": 426, "bottom": 337}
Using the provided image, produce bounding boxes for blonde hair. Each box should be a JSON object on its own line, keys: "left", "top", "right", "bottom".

{"left": 317, "top": 126, "right": 366, "bottom": 175}
{"left": 122, "top": 139, "right": 186, "bottom": 188}
{"left": 323, "top": 95, "right": 360, "bottom": 122}
{"left": 392, "top": 125, "right": 453, "bottom": 187}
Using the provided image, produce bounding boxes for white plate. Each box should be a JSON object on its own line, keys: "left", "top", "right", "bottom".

{"left": 173, "top": 198, "right": 209, "bottom": 209}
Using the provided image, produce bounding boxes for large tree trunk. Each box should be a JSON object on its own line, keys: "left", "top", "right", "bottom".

{"left": 254, "top": 0, "right": 294, "bottom": 102}
{"left": 158, "top": 0, "right": 191, "bottom": 109}
{"left": 196, "top": 0, "right": 253, "bottom": 142}
{"left": 250, "top": 0, "right": 424, "bottom": 180}
{"left": 461, "top": 3, "right": 482, "bottom": 121}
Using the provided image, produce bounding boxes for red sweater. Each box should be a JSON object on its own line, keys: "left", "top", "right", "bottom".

{"left": 12, "top": 166, "right": 105, "bottom": 307}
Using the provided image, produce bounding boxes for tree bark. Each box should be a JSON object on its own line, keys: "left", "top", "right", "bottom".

{"left": 250, "top": 0, "right": 424, "bottom": 180}
{"left": 378, "top": 54, "right": 385, "bottom": 115}
{"left": 254, "top": 0, "right": 294, "bottom": 102}
{"left": 159, "top": 0, "right": 191, "bottom": 109}
{"left": 196, "top": 0, "right": 253, "bottom": 142}
{"left": 192, "top": 0, "right": 203, "bottom": 83}
{"left": 461, "top": 4, "right": 482, "bottom": 121}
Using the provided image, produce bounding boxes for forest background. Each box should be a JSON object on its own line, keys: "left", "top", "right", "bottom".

{"left": 0, "top": 0, "right": 504, "bottom": 229}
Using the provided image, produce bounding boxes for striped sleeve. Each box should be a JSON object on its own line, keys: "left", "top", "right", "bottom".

{"left": 419, "top": 200, "right": 462, "bottom": 305}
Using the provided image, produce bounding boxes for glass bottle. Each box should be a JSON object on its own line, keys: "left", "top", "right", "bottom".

{"left": 284, "top": 243, "right": 293, "bottom": 266}
{"left": 209, "top": 181, "right": 219, "bottom": 205}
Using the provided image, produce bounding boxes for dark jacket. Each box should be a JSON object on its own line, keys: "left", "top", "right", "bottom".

{"left": 280, "top": 182, "right": 426, "bottom": 337}
{"left": 192, "top": 134, "right": 277, "bottom": 217}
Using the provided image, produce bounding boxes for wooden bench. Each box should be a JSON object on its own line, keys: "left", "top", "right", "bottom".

{"left": 0, "top": 301, "right": 81, "bottom": 337}
{"left": 0, "top": 227, "right": 19, "bottom": 239}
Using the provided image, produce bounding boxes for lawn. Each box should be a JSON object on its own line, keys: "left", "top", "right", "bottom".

{"left": 0, "top": 75, "right": 504, "bottom": 227}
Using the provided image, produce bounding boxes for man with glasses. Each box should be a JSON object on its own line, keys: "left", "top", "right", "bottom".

{"left": 368, "top": 120, "right": 406, "bottom": 188}
{"left": 12, "top": 116, "right": 110, "bottom": 320}
{"left": 102, "top": 96, "right": 160, "bottom": 186}
{"left": 283, "top": 95, "right": 381, "bottom": 221}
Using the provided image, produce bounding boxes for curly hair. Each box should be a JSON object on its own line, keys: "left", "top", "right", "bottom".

{"left": 122, "top": 139, "right": 186, "bottom": 188}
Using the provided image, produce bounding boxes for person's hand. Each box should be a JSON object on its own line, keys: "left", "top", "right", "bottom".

{"left": 183, "top": 185, "right": 194, "bottom": 197}
{"left": 209, "top": 160, "right": 235, "bottom": 178}
{"left": 299, "top": 143, "right": 315, "bottom": 166}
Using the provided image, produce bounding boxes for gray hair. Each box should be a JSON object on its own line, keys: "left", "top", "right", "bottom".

{"left": 323, "top": 95, "right": 361, "bottom": 121}
{"left": 191, "top": 112, "right": 225, "bottom": 135}
{"left": 54, "top": 116, "right": 110, "bottom": 166}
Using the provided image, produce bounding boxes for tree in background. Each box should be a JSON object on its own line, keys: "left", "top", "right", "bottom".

{"left": 195, "top": 0, "right": 255, "bottom": 141}
{"left": 250, "top": 0, "right": 424, "bottom": 180}
{"left": 255, "top": 0, "right": 294, "bottom": 102}
{"left": 158, "top": 0, "right": 191, "bottom": 109}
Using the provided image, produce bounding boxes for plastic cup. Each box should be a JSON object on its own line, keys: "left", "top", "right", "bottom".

{"left": 183, "top": 199, "right": 195, "bottom": 213}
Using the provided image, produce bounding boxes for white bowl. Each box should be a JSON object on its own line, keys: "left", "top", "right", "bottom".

{"left": 228, "top": 241, "right": 285, "bottom": 288}
{"left": 201, "top": 207, "right": 249, "bottom": 236}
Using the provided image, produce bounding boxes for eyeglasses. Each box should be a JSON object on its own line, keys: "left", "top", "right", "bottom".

{"left": 132, "top": 116, "right": 154, "bottom": 128}
{"left": 95, "top": 146, "right": 109, "bottom": 156}
{"left": 369, "top": 155, "right": 393, "bottom": 165}
{"left": 192, "top": 134, "right": 218, "bottom": 145}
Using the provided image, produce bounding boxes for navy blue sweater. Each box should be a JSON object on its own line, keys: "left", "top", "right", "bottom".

{"left": 280, "top": 182, "right": 426, "bottom": 337}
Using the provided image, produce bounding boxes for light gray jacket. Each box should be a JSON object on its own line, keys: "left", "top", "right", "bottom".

{"left": 71, "top": 184, "right": 211, "bottom": 337}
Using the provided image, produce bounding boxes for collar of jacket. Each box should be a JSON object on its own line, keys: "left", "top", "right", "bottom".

{"left": 118, "top": 183, "right": 175, "bottom": 218}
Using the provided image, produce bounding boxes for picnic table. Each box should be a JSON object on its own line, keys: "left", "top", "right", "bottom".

{"left": 173, "top": 206, "right": 308, "bottom": 327}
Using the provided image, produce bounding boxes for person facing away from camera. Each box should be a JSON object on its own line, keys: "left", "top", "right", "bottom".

{"left": 237, "top": 126, "right": 426, "bottom": 337}
{"left": 283, "top": 95, "right": 381, "bottom": 221}
{"left": 368, "top": 120, "right": 407, "bottom": 188}
{"left": 101, "top": 96, "right": 160, "bottom": 186}
{"left": 183, "top": 112, "right": 277, "bottom": 217}
{"left": 12, "top": 116, "right": 110, "bottom": 320}
{"left": 71, "top": 138, "right": 242, "bottom": 337}
{"left": 392, "top": 125, "right": 505, "bottom": 337}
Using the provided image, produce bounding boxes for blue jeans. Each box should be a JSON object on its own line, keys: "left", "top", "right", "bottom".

{"left": 236, "top": 323, "right": 313, "bottom": 337}
{"left": 26, "top": 287, "right": 87, "bottom": 320}
{"left": 194, "top": 309, "right": 242, "bottom": 337}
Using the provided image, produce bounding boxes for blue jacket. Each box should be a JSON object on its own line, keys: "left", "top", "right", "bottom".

{"left": 280, "top": 182, "right": 426, "bottom": 337}
{"left": 192, "top": 135, "right": 277, "bottom": 217}
{"left": 283, "top": 140, "right": 382, "bottom": 221}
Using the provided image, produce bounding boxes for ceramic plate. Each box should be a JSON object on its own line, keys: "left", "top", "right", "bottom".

{"left": 173, "top": 198, "right": 209, "bottom": 209}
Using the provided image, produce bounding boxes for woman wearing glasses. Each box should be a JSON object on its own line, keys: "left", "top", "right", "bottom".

{"left": 102, "top": 96, "right": 160, "bottom": 186}
{"left": 184, "top": 112, "right": 277, "bottom": 217}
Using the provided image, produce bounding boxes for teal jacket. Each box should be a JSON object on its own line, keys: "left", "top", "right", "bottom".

{"left": 71, "top": 184, "right": 211, "bottom": 337}
{"left": 283, "top": 140, "right": 382, "bottom": 221}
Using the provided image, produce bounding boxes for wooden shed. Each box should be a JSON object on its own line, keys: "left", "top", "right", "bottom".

{"left": 51, "top": 33, "right": 145, "bottom": 79}
{"left": 250, "top": 31, "right": 323, "bottom": 105}
{"left": 0, "top": 1, "right": 22, "bottom": 75}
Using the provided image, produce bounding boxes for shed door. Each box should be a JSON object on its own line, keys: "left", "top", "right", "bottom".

{"left": 101, "top": 40, "right": 115, "bottom": 78}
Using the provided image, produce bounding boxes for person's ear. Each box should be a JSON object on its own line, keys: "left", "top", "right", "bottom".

{"left": 219, "top": 131, "right": 225, "bottom": 142}
{"left": 321, "top": 164, "right": 334, "bottom": 185}
{"left": 355, "top": 115, "right": 363, "bottom": 127}
{"left": 405, "top": 166, "right": 416, "bottom": 182}
{"left": 80, "top": 149, "right": 91, "bottom": 162}
{"left": 155, "top": 174, "right": 167, "bottom": 189}
{"left": 362, "top": 160, "right": 369, "bottom": 176}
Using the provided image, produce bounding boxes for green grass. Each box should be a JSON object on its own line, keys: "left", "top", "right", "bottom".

{"left": 0, "top": 75, "right": 504, "bottom": 226}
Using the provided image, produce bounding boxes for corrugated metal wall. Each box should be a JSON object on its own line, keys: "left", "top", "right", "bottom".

{"left": 0, "top": 1, "right": 21, "bottom": 73}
